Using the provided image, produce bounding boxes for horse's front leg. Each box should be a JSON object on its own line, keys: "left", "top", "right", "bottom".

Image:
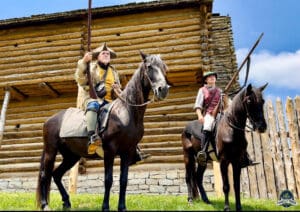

{"left": 102, "top": 154, "right": 115, "bottom": 211}
{"left": 220, "top": 160, "right": 230, "bottom": 211}
{"left": 118, "top": 153, "right": 131, "bottom": 211}
{"left": 232, "top": 162, "right": 242, "bottom": 211}
{"left": 196, "top": 162, "right": 210, "bottom": 204}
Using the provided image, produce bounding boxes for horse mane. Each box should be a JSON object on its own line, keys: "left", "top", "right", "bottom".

{"left": 121, "top": 54, "right": 166, "bottom": 103}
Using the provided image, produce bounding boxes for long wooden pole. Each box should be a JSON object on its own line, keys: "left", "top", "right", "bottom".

{"left": 0, "top": 87, "right": 10, "bottom": 147}
{"left": 224, "top": 33, "right": 264, "bottom": 93}
{"left": 69, "top": 0, "right": 93, "bottom": 194}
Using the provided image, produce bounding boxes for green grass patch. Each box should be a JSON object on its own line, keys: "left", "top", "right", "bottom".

{"left": 0, "top": 192, "right": 299, "bottom": 211}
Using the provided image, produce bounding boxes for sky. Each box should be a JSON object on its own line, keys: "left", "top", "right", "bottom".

{"left": 0, "top": 0, "right": 299, "bottom": 103}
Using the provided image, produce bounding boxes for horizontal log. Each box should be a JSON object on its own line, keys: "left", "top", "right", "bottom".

{"left": 144, "top": 112, "right": 196, "bottom": 122}
{"left": 3, "top": 130, "right": 42, "bottom": 139}
{"left": 0, "top": 149, "right": 42, "bottom": 158}
{"left": 144, "top": 127, "right": 183, "bottom": 135}
{"left": 0, "top": 31, "right": 82, "bottom": 48}
{"left": 144, "top": 121, "right": 188, "bottom": 128}
{"left": 141, "top": 134, "right": 181, "bottom": 143}
{"left": 146, "top": 103, "right": 194, "bottom": 116}
{"left": 0, "top": 142, "right": 43, "bottom": 151}
{"left": 0, "top": 50, "right": 79, "bottom": 65}
{"left": 0, "top": 155, "right": 62, "bottom": 165}
{"left": 1, "top": 137, "right": 43, "bottom": 145}
{"left": 5, "top": 123, "right": 43, "bottom": 132}
{"left": 0, "top": 21, "right": 83, "bottom": 41}
{"left": 0, "top": 56, "right": 77, "bottom": 71}
{"left": 0, "top": 74, "right": 74, "bottom": 87}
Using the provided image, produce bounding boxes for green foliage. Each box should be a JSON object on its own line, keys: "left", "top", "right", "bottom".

{"left": 0, "top": 192, "right": 299, "bottom": 211}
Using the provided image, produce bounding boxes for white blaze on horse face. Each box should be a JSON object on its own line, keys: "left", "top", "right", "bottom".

{"left": 152, "top": 66, "right": 169, "bottom": 100}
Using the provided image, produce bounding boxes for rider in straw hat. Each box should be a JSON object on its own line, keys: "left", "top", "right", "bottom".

{"left": 75, "top": 42, "right": 150, "bottom": 164}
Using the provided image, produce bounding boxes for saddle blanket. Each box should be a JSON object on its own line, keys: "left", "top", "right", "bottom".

{"left": 59, "top": 107, "right": 88, "bottom": 138}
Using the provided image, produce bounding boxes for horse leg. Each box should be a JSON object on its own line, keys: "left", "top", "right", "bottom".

{"left": 220, "top": 160, "right": 230, "bottom": 211}
{"left": 118, "top": 154, "right": 131, "bottom": 211}
{"left": 102, "top": 154, "right": 115, "bottom": 211}
{"left": 52, "top": 153, "right": 80, "bottom": 209}
{"left": 232, "top": 163, "right": 242, "bottom": 211}
{"left": 196, "top": 163, "right": 210, "bottom": 204}
{"left": 36, "top": 148, "right": 57, "bottom": 210}
{"left": 184, "top": 147, "right": 198, "bottom": 204}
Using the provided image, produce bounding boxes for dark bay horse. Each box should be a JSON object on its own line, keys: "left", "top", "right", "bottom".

{"left": 181, "top": 83, "right": 267, "bottom": 211}
{"left": 36, "top": 51, "right": 170, "bottom": 211}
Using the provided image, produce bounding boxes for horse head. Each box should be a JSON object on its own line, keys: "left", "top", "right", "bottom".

{"left": 243, "top": 83, "right": 268, "bottom": 133}
{"left": 140, "top": 51, "right": 170, "bottom": 100}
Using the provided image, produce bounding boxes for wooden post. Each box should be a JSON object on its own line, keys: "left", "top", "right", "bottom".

{"left": 213, "top": 161, "right": 234, "bottom": 197}
{"left": 0, "top": 88, "right": 10, "bottom": 147}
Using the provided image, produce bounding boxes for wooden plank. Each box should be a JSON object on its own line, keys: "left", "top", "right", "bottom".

{"left": 253, "top": 131, "right": 267, "bottom": 198}
{"left": 276, "top": 98, "right": 296, "bottom": 195}
{"left": 266, "top": 100, "right": 283, "bottom": 197}
{"left": 286, "top": 97, "right": 300, "bottom": 198}
{"left": 260, "top": 131, "right": 277, "bottom": 199}
{"left": 245, "top": 131, "right": 259, "bottom": 198}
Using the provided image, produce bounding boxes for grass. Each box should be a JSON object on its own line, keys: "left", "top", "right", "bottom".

{"left": 0, "top": 192, "right": 299, "bottom": 211}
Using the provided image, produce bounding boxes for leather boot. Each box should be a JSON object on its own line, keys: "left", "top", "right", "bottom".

{"left": 130, "top": 147, "right": 151, "bottom": 166}
{"left": 87, "top": 131, "right": 103, "bottom": 157}
{"left": 196, "top": 130, "right": 211, "bottom": 166}
{"left": 241, "top": 152, "right": 260, "bottom": 168}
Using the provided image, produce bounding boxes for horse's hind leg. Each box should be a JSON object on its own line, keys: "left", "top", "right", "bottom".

{"left": 36, "top": 148, "right": 57, "bottom": 210}
{"left": 220, "top": 160, "right": 230, "bottom": 211}
{"left": 196, "top": 163, "right": 210, "bottom": 204}
{"left": 52, "top": 153, "right": 80, "bottom": 209}
{"left": 184, "top": 147, "right": 198, "bottom": 204}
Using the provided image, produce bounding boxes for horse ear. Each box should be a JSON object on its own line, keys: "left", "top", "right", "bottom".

{"left": 246, "top": 83, "right": 252, "bottom": 95}
{"left": 139, "top": 50, "right": 147, "bottom": 61}
{"left": 259, "top": 83, "right": 268, "bottom": 91}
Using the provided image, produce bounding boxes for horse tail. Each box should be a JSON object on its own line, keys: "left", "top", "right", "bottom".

{"left": 36, "top": 120, "right": 58, "bottom": 209}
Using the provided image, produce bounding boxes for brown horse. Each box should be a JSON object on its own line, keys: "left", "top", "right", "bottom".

{"left": 36, "top": 51, "right": 170, "bottom": 211}
{"left": 181, "top": 83, "right": 267, "bottom": 211}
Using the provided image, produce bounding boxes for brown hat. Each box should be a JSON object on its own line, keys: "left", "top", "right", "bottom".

{"left": 92, "top": 42, "right": 117, "bottom": 59}
{"left": 203, "top": 71, "right": 217, "bottom": 84}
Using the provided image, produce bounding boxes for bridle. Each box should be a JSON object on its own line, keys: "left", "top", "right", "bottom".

{"left": 225, "top": 92, "right": 257, "bottom": 132}
{"left": 113, "top": 60, "right": 166, "bottom": 107}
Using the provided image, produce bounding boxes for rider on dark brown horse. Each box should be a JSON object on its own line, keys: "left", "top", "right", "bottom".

{"left": 194, "top": 71, "right": 258, "bottom": 167}
{"left": 74, "top": 42, "right": 149, "bottom": 163}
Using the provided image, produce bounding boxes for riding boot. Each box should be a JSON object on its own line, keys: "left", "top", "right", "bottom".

{"left": 86, "top": 110, "right": 103, "bottom": 157}
{"left": 196, "top": 130, "right": 211, "bottom": 166}
{"left": 241, "top": 152, "right": 260, "bottom": 168}
{"left": 130, "top": 146, "right": 151, "bottom": 166}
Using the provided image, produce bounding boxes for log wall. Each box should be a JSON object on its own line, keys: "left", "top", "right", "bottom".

{"left": 0, "top": 0, "right": 238, "bottom": 192}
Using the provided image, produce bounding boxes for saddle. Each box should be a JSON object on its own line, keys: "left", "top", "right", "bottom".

{"left": 185, "top": 114, "right": 223, "bottom": 161}
{"left": 59, "top": 102, "right": 115, "bottom": 138}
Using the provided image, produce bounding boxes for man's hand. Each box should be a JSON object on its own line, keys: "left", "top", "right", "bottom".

{"left": 83, "top": 52, "right": 92, "bottom": 63}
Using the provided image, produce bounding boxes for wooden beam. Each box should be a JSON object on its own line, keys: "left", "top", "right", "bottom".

{"left": 7, "top": 86, "right": 27, "bottom": 101}
{"left": 39, "top": 82, "right": 60, "bottom": 98}
{"left": 0, "top": 88, "right": 10, "bottom": 147}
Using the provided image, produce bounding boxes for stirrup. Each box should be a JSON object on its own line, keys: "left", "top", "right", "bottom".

{"left": 87, "top": 134, "right": 102, "bottom": 155}
{"left": 196, "top": 151, "right": 207, "bottom": 166}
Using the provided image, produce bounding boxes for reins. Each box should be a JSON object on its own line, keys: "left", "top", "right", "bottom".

{"left": 112, "top": 62, "right": 155, "bottom": 107}
{"left": 224, "top": 91, "right": 256, "bottom": 132}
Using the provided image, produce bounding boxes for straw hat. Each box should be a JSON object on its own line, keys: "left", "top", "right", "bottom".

{"left": 92, "top": 42, "right": 117, "bottom": 59}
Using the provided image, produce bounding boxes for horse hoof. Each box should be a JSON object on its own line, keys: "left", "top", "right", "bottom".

{"left": 224, "top": 206, "right": 230, "bottom": 211}
{"left": 42, "top": 205, "right": 51, "bottom": 211}
{"left": 188, "top": 199, "right": 193, "bottom": 206}
{"left": 203, "top": 199, "right": 211, "bottom": 204}
{"left": 63, "top": 202, "right": 71, "bottom": 209}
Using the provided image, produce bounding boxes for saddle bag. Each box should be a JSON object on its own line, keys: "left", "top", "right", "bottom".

{"left": 95, "top": 81, "right": 106, "bottom": 98}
